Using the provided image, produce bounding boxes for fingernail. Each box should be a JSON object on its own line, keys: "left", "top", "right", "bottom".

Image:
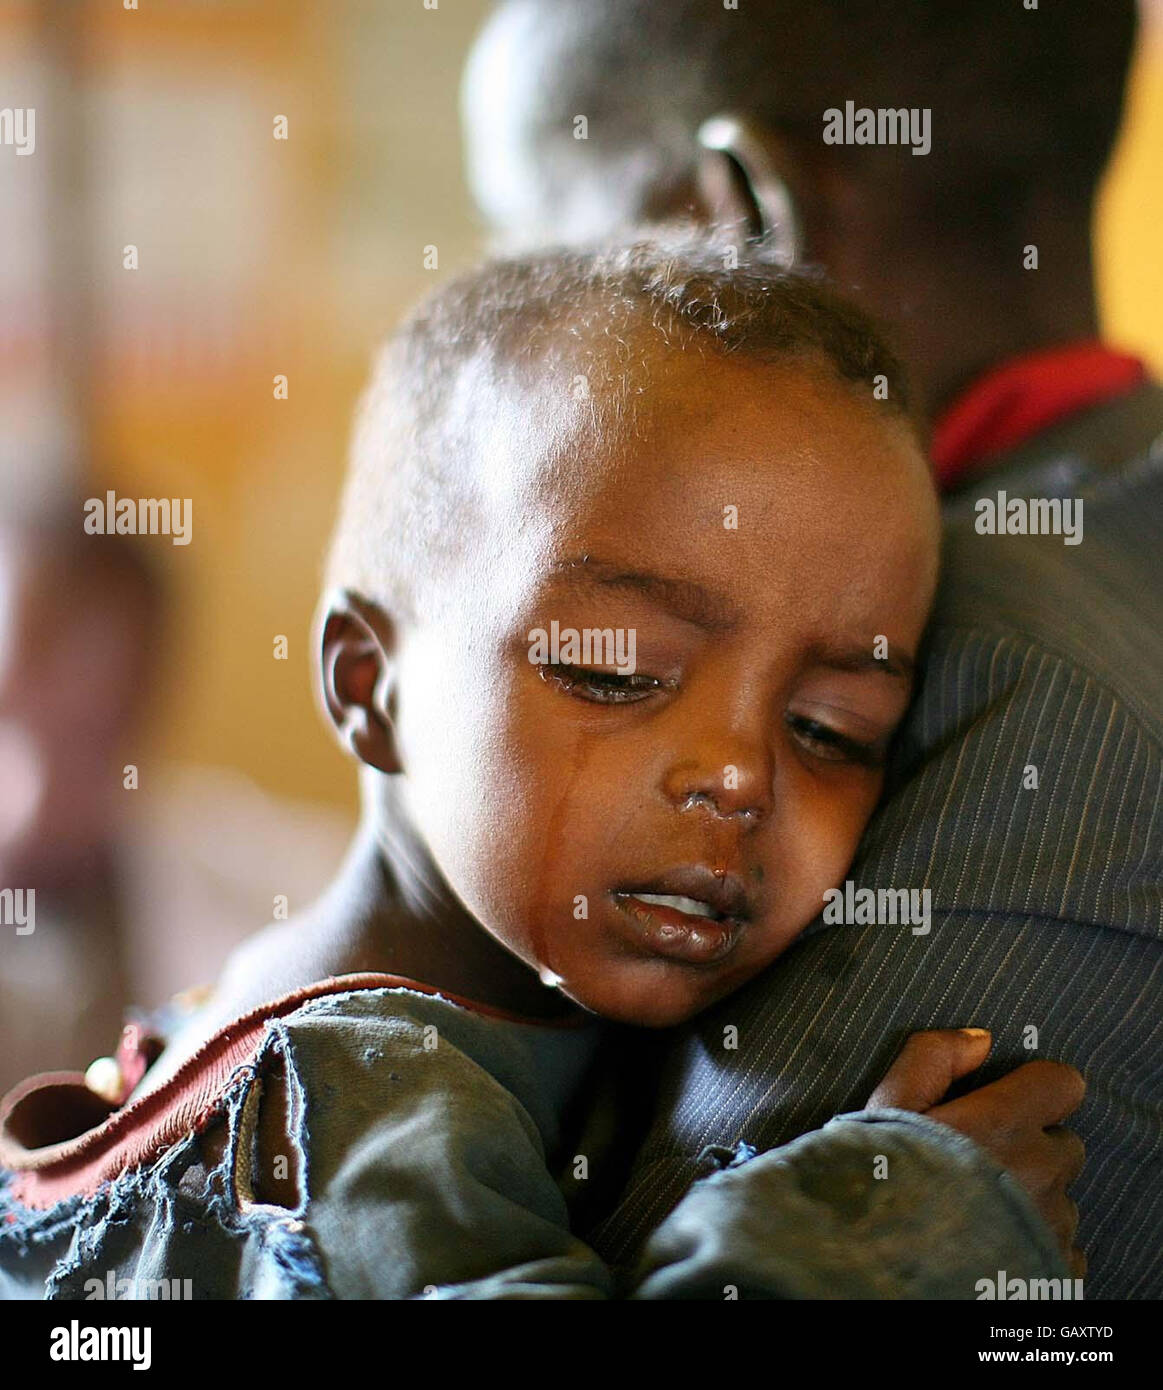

{"left": 958, "top": 1028, "right": 990, "bottom": 1039}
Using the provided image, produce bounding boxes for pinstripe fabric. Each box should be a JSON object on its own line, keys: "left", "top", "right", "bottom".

{"left": 588, "top": 389, "right": 1163, "bottom": 1299}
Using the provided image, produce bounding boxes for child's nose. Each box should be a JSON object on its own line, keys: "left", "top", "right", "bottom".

{"left": 661, "top": 743, "right": 774, "bottom": 823}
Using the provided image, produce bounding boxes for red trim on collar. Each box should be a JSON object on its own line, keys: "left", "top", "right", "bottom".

{"left": 0, "top": 972, "right": 588, "bottom": 1211}
{"left": 932, "top": 341, "right": 1147, "bottom": 491}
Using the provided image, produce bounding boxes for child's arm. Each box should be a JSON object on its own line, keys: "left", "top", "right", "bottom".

{"left": 865, "top": 1027, "right": 1085, "bottom": 1273}
{"left": 623, "top": 1029, "right": 1082, "bottom": 1300}
{"left": 246, "top": 1000, "right": 1077, "bottom": 1300}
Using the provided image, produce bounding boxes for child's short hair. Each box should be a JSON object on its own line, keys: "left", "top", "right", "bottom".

{"left": 325, "top": 230, "right": 913, "bottom": 618}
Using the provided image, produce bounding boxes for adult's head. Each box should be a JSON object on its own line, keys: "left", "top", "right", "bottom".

{"left": 463, "top": 0, "right": 1138, "bottom": 413}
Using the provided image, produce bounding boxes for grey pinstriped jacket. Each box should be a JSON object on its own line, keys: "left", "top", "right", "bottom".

{"left": 589, "top": 384, "right": 1163, "bottom": 1299}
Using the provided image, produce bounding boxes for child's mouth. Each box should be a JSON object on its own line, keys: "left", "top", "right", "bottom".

{"left": 611, "top": 869, "right": 752, "bottom": 965}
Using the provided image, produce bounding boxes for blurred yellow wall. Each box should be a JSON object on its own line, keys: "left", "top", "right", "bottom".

{"left": 77, "top": 2, "right": 1163, "bottom": 818}
{"left": 1100, "top": 8, "right": 1163, "bottom": 375}
{"left": 91, "top": 1, "right": 496, "bottom": 818}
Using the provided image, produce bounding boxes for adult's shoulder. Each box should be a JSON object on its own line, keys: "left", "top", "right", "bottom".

{"left": 928, "top": 449, "right": 1163, "bottom": 741}
{"left": 866, "top": 456, "right": 1163, "bottom": 940}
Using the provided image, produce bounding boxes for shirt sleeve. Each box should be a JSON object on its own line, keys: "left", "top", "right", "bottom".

{"left": 265, "top": 997, "right": 1066, "bottom": 1300}
{"left": 625, "top": 1110, "right": 1068, "bottom": 1300}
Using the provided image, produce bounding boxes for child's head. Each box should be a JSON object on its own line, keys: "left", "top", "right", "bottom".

{"left": 321, "top": 234, "right": 940, "bottom": 1027}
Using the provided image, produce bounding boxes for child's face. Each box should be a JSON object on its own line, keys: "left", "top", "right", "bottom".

{"left": 380, "top": 348, "right": 939, "bottom": 1026}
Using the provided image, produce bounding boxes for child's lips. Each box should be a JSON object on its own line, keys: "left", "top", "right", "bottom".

{"left": 611, "top": 891, "right": 744, "bottom": 964}
{"left": 610, "top": 867, "right": 754, "bottom": 965}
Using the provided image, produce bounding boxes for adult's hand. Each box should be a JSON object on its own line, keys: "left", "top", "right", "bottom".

{"left": 868, "top": 1028, "right": 1086, "bottom": 1274}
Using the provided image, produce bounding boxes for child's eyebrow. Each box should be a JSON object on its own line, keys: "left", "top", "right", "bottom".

{"left": 806, "top": 642, "right": 916, "bottom": 683}
{"left": 548, "top": 559, "right": 916, "bottom": 680}
{"left": 549, "top": 556, "right": 741, "bottom": 632}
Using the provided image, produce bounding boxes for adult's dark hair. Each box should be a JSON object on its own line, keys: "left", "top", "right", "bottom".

{"left": 465, "top": 0, "right": 1138, "bottom": 238}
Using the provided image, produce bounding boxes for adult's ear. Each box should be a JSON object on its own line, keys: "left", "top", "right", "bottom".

{"left": 314, "top": 588, "right": 403, "bottom": 775}
{"left": 696, "top": 114, "right": 804, "bottom": 266}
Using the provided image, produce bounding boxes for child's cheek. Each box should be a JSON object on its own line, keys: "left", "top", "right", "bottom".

{"left": 783, "top": 776, "right": 885, "bottom": 922}
{"left": 396, "top": 655, "right": 588, "bottom": 954}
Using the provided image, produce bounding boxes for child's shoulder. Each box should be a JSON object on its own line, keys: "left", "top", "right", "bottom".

{"left": 0, "top": 973, "right": 600, "bottom": 1220}
{"left": 270, "top": 976, "right": 604, "bottom": 1153}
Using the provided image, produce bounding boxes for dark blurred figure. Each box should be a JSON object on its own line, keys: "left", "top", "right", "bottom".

{"left": 464, "top": 0, "right": 1140, "bottom": 428}
{"left": 0, "top": 508, "right": 159, "bottom": 1090}
{"left": 0, "top": 504, "right": 352, "bottom": 1096}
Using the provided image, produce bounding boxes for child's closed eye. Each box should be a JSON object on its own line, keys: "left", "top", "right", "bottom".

{"left": 539, "top": 662, "right": 673, "bottom": 704}
{"left": 541, "top": 662, "right": 891, "bottom": 766}
{"left": 785, "top": 712, "right": 889, "bottom": 767}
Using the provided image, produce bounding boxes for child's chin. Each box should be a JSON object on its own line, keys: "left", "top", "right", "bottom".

{"left": 563, "top": 975, "right": 718, "bottom": 1030}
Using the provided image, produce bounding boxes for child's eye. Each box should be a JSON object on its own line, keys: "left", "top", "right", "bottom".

{"left": 540, "top": 663, "right": 668, "bottom": 704}
{"left": 786, "top": 713, "right": 886, "bottom": 767}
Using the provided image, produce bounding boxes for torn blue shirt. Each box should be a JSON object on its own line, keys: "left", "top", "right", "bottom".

{"left": 0, "top": 983, "right": 1068, "bottom": 1299}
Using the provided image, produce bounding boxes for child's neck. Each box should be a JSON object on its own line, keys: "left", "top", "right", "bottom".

{"left": 140, "top": 819, "right": 582, "bottom": 1098}
{"left": 319, "top": 820, "right": 581, "bottom": 1021}
{"left": 257, "top": 811, "right": 578, "bottom": 1023}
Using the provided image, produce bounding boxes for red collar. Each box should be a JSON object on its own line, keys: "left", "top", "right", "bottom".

{"left": 932, "top": 340, "right": 1148, "bottom": 491}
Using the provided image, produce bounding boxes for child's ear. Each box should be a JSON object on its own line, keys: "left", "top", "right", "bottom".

{"left": 314, "top": 588, "right": 403, "bottom": 775}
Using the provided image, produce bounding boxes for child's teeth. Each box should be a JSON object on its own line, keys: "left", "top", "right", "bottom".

{"left": 634, "top": 893, "right": 717, "bottom": 919}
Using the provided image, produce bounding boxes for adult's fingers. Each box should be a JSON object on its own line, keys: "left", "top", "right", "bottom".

{"left": 931, "top": 1060, "right": 1085, "bottom": 1139}
{"left": 866, "top": 1028, "right": 992, "bottom": 1112}
{"left": 1046, "top": 1126, "right": 1087, "bottom": 1187}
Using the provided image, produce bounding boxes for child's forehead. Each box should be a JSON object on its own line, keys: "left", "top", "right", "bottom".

{"left": 407, "top": 340, "right": 934, "bottom": 640}
{"left": 501, "top": 326, "right": 784, "bottom": 441}
{"left": 514, "top": 362, "right": 920, "bottom": 534}
{"left": 442, "top": 327, "right": 927, "bottom": 570}
{"left": 516, "top": 341, "right": 906, "bottom": 471}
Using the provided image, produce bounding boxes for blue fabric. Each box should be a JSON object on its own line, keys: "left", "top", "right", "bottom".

{"left": 0, "top": 985, "right": 1067, "bottom": 1300}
